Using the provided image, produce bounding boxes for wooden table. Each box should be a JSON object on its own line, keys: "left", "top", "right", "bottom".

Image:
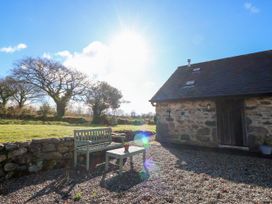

{"left": 105, "top": 146, "right": 146, "bottom": 175}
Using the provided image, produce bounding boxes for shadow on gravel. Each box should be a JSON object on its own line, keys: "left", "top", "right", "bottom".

{"left": 0, "top": 163, "right": 116, "bottom": 201}
{"left": 163, "top": 143, "right": 272, "bottom": 188}
{"left": 100, "top": 169, "right": 149, "bottom": 192}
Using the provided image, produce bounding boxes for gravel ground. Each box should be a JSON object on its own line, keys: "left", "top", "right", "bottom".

{"left": 0, "top": 142, "right": 272, "bottom": 204}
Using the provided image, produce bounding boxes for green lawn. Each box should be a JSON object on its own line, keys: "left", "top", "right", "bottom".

{"left": 0, "top": 123, "right": 156, "bottom": 143}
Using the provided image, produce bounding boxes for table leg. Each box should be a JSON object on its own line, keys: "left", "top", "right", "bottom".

{"left": 143, "top": 150, "right": 146, "bottom": 167}
{"left": 130, "top": 156, "right": 133, "bottom": 170}
{"left": 119, "top": 157, "right": 123, "bottom": 175}
{"left": 105, "top": 154, "right": 109, "bottom": 172}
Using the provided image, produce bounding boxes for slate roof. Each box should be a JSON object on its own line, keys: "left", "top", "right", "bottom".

{"left": 150, "top": 50, "right": 272, "bottom": 102}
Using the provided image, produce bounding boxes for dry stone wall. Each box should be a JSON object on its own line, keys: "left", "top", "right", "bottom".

{"left": 245, "top": 96, "right": 272, "bottom": 150}
{"left": 0, "top": 130, "right": 153, "bottom": 181}
{"left": 156, "top": 100, "right": 217, "bottom": 147}
{"left": 0, "top": 137, "right": 74, "bottom": 181}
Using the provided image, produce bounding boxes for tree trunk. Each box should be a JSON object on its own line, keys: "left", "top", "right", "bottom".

{"left": 92, "top": 106, "right": 102, "bottom": 124}
{"left": 18, "top": 101, "right": 24, "bottom": 109}
{"left": 0, "top": 99, "right": 8, "bottom": 115}
{"left": 92, "top": 114, "right": 101, "bottom": 124}
{"left": 1, "top": 99, "right": 8, "bottom": 109}
{"left": 56, "top": 102, "right": 66, "bottom": 118}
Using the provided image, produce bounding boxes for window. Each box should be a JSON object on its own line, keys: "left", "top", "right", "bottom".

{"left": 192, "top": 67, "right": 201, "bottom": 74}
{"left": 185, "top": 80, "right": 195, "bottom": 86}
{"left": 181, "top": 80, "right": 195, "bottom": 89}
{"left": 193, "top": 67, "right": 200, "bottom": 72}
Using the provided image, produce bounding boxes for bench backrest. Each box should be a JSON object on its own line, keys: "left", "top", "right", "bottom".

{"left": 74, "top": 128, "right": 112, "bottom": 146}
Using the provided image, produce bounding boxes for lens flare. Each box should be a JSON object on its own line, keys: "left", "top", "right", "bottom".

{"left": 133, "top": 132, "right": 160, "bottom": 179}
{"left": 144, "top": 158, "right": 156, "bottom": 170}
{"left": 141, "top": 158, "right": 160, "bottom": 178}
{"left": 139, "top": 169, "right": 150, "bottom": 180}
{"left": 134, "top": 132, "right": 150, "bottom": 148}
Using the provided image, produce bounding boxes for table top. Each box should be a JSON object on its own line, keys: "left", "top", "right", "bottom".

{"left": 106, "top": 145, "right": 145, "bottom": 156}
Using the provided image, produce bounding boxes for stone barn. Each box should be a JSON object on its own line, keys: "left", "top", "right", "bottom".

{"left": 150, "top": 50, "right": 272, "bottom": 152}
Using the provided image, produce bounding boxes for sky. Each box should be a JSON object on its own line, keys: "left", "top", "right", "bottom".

{"left": 0, "top": 0, "right": 272, "bottom": 114}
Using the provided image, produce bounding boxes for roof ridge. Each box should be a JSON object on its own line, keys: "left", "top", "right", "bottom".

{"left": 178, "top": 49, "right": 272, "bottom": 69}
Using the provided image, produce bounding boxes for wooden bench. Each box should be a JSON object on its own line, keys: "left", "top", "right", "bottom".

{"left": 74, "top": 128, "right": 125, "bottom": 170}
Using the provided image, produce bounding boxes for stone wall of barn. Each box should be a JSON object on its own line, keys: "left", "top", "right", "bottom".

{"left": 155, "top": 100, "right": 217, "bottom": 147}
{"left": 244, "top": 96, "right": 272, "bottom": 151}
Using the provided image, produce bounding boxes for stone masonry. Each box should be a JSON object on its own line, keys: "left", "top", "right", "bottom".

{"left": 156, "top": 100, "right": 217, "bottom": 147}
{"left": 0, "top": 130, "right": 155, "bottom": 181}
{"left": 245, "top": 96, "right": 272, "bottom": 150}
{"left": 0, "top": 137, "right": 74, "bottom": 181}
{"left": 156, "top": 96, "right": 272, "bottom": 152}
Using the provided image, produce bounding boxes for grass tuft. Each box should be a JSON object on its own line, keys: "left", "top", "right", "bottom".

{"left": 73, "top": 191, "right": 82, "bottom": 201}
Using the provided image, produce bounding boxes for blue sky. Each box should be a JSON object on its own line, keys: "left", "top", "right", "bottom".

{"left": 0, "top": 0, "right": 271, "bottom": 113}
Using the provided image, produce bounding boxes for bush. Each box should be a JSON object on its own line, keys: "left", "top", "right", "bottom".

{"left": 131, "top": 119, "right": 145, "bottom": 125}
{"left": 147, "top": 119, "right": 155, "bottom": 125}
{"left": 91, "top": 114, "right": 109, "bottom": 125}
{"left": 107, "top": 116, "right": 118, "bottom": 126}
{"left": 116, "top": 117, "right": 148, "bottom": 125}
{"left": 37, "top": 103, "right": 55, "bottom": 119}
{"left": 117, "top": 118, "right": 129, "bottom": 124}
{"left": 0, "top": 119, "right": 69, "bottom": 125}
{"left": 62, "top": 117, "right": 88, "bottom": 124}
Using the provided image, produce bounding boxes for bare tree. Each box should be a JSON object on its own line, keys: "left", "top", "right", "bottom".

{"left": 0, "top": 77, "right": 16, "bottom": 111}
{"left": 13, "top": 57, "right": 89, "bottom": 118}
{"left": 9, "top": 78, "right": 43, "bottom": 109}
{"left": 85, "top": 81, "right": 123, "bottom": 124}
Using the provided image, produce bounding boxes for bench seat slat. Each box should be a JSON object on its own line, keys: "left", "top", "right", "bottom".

{"left": 76, "top": 142, "right": 123, "bottom": 153}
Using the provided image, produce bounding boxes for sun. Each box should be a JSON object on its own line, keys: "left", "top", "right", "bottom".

{"left": 109, "top": 30, "right": 149, "bottom": 68}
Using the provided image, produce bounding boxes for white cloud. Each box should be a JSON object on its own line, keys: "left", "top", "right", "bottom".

{"left": 244, "top": 2, "right": 260, "bottom": 14}
{"left": 57, "top": 37, "right": 156, "bottom": 114}
{"left": 0, "top": 43, "right": 27, "bottom": 53}
{"left": 42, "top": 52, "right": 52, "bottom": 59}
{"left": 56, "top": 50, "right": 73, "bottom": 58}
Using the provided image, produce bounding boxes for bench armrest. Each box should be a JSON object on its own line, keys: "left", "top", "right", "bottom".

{"left": 112, "top": 134, "right": 126, "bottom": 144}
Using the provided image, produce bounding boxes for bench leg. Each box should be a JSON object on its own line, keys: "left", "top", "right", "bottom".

{"left": 105, "top": 154, "right": 109, "bottom": 172}
{"left": 119, "top": 157, "right": 123, "bottom": 175}
{"left": 74, "top": 150, "right": 77, "bottom": 168}
{"left": 86, "top": 151, "right": 90, "bottom": 171}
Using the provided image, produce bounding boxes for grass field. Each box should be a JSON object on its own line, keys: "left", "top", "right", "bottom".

{"left": 0, "top": 122, "right": 156, "bottom": 143}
